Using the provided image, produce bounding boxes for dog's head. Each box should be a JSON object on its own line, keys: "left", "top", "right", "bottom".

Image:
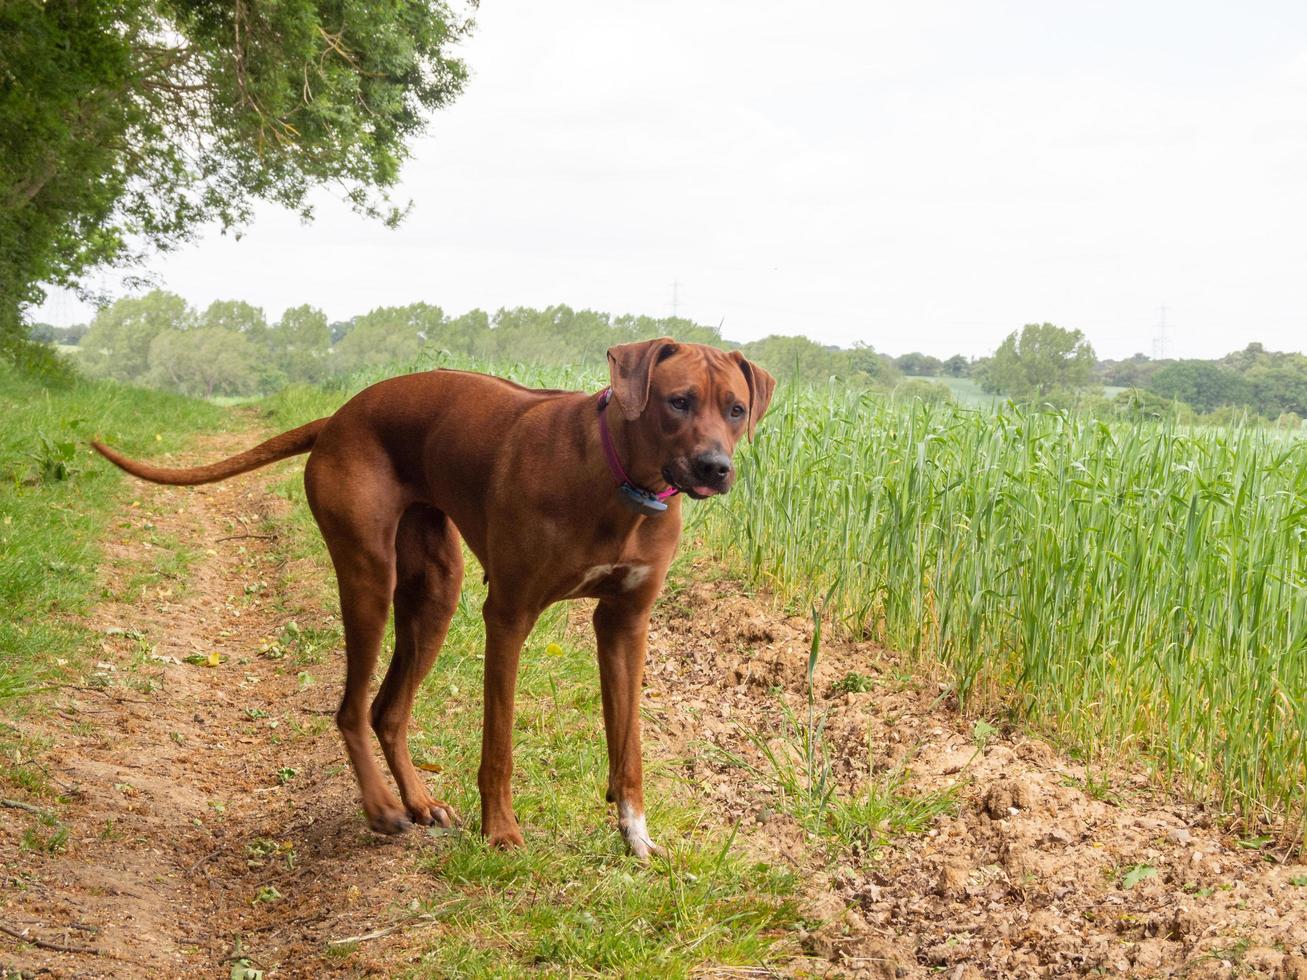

{"left": 606, "top": 338, "right": 776, "bottom": 498}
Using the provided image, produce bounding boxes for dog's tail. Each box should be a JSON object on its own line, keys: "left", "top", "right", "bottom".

{"left": 91, "top": 418, "right": 329, "bottom": 486}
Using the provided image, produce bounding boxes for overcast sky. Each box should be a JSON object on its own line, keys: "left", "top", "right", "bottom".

{"left": 36, "top": 1, "right": 1307, "bottom": 360}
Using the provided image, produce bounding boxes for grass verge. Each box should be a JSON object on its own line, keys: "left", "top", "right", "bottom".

{"left": 0, "top": 364, "right": 223, "bottom": 705}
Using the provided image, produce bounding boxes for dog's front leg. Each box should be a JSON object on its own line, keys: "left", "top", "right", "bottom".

{"left": 593, "top": 597, "right": 659, "bottom": 859}
{"left": 478, "top": 596, "right": 537, "bottom": 849}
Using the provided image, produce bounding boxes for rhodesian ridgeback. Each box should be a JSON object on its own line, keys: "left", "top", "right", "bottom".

{"left": 93, "top": 338, "right": 775, "bottom": 857}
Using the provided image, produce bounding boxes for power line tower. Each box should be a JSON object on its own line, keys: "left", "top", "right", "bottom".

{"left": 670, "top": 279, "right": 681, "bottom": 319}
{"left": 1152, "top": 305, "right": 1169, "bottom": 360}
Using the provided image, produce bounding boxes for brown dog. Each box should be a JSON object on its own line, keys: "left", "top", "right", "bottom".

{"left": 93, "top": 338, "right": 774, "bottom": 857}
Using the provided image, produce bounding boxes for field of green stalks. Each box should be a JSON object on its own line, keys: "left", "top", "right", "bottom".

{"left": 700, "top": 384, "right": 1307, "bottom": 840}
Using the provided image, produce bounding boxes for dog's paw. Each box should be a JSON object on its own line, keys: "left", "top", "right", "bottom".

{"left": 366, "top": 805, "right": 413, "bottom": 836}
{"left": 619, "top": 812, "right": 661, "bottom": 861}
{"left": 625, "top": 834, "right": 661, "bottom": 861}
{"left": 485, "top": 826, "right": 525, "bottom": 850}
{"left": 407, "top": 796, "right": 460, "bottom": 829}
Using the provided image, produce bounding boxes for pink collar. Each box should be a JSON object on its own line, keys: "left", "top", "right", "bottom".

{"left": 597, "top": 388, "right": 679, "bottom": 514}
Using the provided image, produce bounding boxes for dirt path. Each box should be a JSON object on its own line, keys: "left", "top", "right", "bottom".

{"left": 2, "top": 429, "right": 1306, "bottom": 978}
{"left": 1, "top": 433, "right": 442, "bottom": 977}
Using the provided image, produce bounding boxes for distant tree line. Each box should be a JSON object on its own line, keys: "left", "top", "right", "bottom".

{"left": 48, "top": 290, "right": 911, "bottom": 397}
{"left": 888, "top": 351, "right": 973, "bottom": 378}
{"left": 971, "top": 323, "right": 1304, "bottom": 428}
{"left": 1098, "top": 343, "right": 1307, "bottom": 422}
{"left": 35, "top": 296, "right": 1306, "bottom": 426}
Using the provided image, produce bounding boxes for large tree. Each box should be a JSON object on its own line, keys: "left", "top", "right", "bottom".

{"left": 942, "top": 354, "right": 970, "bottom": 377}
{"left": 146, "top": 324, "right": 261, "bottom": 397}
{"left": 271, "top": 304, "right": 332, "bottom": 384}
{"left": 894, "top": 351, "right": 943, "bottom": 377}
{"left": 78, "top": 289, "right": 193, "bottom": 383}
{"left": 1, "top": 0, "right": 471, "bottom": 369}
{"left": 199, "top": 299, "right": 268, "bottom": 345}
{"left": 979, "top": 322, "right": 1097, "bottom": 399}
{"left": 333, "top": 302, "right": 444, "bottom": 373}
{"left": 736, "top": 335, "right": 897, "bottom": 386}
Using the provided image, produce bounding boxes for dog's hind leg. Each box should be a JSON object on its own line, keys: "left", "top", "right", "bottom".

{"left": 371, "top": 505, "right": 463, "bottom": 828}
{"left": 308, "top": 463, "right": 411, "bottom": 834}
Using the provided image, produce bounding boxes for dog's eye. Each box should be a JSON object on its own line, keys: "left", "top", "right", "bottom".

{"left": 730, "top": 403, "right": 747, "bottom": 419}
{"left": 669, "top": 396, "right": 690, "bottom": 412}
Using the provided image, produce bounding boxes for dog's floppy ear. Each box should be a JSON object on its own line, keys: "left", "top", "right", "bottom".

{"left": 730, "top": 351, "right": 777, "bottom": 439}
{"left": 607, "top": 337, "right": 678, "bottom": 421}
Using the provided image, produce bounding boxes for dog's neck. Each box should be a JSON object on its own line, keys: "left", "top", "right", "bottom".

{"left": 595, "top": 389, "right": 679, "bottom": 516}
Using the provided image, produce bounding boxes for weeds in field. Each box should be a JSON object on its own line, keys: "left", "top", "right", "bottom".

{"left": 20, "top": 819, "right": 69, "bottom": 855}
{"left": 24, "top": 432, "right": 78, "bottom": 483}
{"left": 830, "top": 670, "right": 876, "bottom": 695}
{"left": 971, "top": 718, "right": 999, "bottom": 750}
{"left": 719, "top": 603, "right": 957, "bottom": 852}
{"left": 1118, "top": 863, "right": 1158, "bottom": 889}
{"left": 742, "top": 607, "right": 838, "bottom": 832}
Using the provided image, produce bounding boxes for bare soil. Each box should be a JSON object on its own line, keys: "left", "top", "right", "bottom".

{"left": 644, "top": 575, "right": 1307, "bottom": 978}
{"left": 2, "top": 431, "right": 1305, "bottom": 978}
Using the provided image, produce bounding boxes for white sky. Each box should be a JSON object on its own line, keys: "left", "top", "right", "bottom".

{"left": 36, "top": 1, "right": 1307, "bottom": 360}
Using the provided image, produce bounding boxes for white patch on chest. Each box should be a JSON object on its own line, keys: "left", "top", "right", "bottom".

{"left": 566, "top": 563, "right": 651, "bottom": 597}
{"left": 622, "top": 564, "right": 651, "bottom": 590}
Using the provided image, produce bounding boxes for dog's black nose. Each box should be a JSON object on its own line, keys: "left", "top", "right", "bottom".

{"left": 691, "top": 451, "right": 733, "bottom": 487}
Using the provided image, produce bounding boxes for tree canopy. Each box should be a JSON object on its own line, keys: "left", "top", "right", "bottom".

{"left": 80, "top": 289, "right": 296, "bottom": 395}
{"left": 1, "top": 0, "right": 471, "bottom": 370}
{"left": 894, "top": 351, "right": 943, "bottom": 376}
{"left": 979, "top": 322, "right": 1097, "bottom": 399}
{"left": 1146, "top": 361, "right": 1251, "bottom": 415}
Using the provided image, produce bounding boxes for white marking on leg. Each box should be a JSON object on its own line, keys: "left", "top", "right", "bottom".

{"left": 618, "top": 800, "right": 658, "bottom": 859}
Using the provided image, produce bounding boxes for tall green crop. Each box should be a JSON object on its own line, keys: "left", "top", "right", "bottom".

{"left": 698, "top": 384, "right": 1307, "bottom": 839}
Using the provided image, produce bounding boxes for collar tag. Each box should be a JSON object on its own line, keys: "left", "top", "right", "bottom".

{"left": 617, "top": 482, "right": 670, "bottom": 515}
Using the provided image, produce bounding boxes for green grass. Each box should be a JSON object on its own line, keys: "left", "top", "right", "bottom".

{"left": 701, "top": 383, "right": 1307, "bottom": 842}
{"left": 0, "top": 363, "right": 223, "bottom": 704}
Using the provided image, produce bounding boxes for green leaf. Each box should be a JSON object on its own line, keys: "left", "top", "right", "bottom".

{"left": 1121, "top": 864, "right": 1157, "bottom": 889}
{"left": 252, "top": 885, "right": 283, "bottom": 905}
{"left": 971, "top": 719, "right": 998, "bottom": 747}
